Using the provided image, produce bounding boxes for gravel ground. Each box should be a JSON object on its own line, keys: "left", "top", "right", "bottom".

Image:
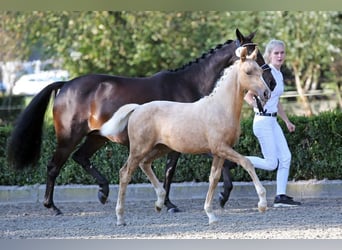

{"left": 1, "top": 198, "right": 341, "bottom": 239}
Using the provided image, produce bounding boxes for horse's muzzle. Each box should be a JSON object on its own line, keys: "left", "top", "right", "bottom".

{"left": 264, "top": 89, "right": 271, "bottom": 100}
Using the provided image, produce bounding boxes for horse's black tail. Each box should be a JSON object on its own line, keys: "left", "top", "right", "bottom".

{"left": 7, "top": 81, "right": 66, "bottom": 170}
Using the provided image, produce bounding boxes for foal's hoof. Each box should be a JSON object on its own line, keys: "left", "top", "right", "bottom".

{"left": 258, "top": 201, "right": 267, "bottom": 213}
{"left": 208, "top": 217, "right": 219, "bottom": 225}
{"left": 218, "top": 192, "right": 227, "bottom": 208}
{"left": 116, "top": 222, "right": 127, "bottom": 226}
{"left": 258, "top": 206, "right": 267, "bottom": 213}
{"left": 98, "top": 190, "right": 108, "bottom": 204}
{"left": 155, "top": 206, "right": 163, "bottom": 212}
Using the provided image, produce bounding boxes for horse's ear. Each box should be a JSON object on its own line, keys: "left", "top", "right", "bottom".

{"left": 236, "top": 29, "right": 244, "bottom": 42}
{"left": 236, "top": 29, "right": 256, "bottom": 43}
{"left": 240, "top": 47, "right": 248, "bottom": 62}
{"left": 245, "top": 31, "right": 256, "bottom": 41}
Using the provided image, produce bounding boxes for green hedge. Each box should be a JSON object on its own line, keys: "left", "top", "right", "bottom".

{"left": 0, "top": 95, "right": 28, "bottom": 126}
{"left": 1, "top": 110, "right": 341, "bottom": 186}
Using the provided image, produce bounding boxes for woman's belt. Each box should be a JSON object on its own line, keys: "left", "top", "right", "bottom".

{"left": 255, "top": 112, "right": 277, "bottom": 117}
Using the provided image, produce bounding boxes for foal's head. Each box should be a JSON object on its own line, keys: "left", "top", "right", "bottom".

{"left": 237, "top": 47, "right": 271, "bottom": 105}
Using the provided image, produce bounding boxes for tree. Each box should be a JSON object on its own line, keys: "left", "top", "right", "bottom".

{"left": 1, "top": 11, "right": 341, "bottom": 115}
{"left": 259, "top": 11, "right": 342, "bottom": 116}
{"left": 0, "top": 12, "right": 31, "bottom": 62}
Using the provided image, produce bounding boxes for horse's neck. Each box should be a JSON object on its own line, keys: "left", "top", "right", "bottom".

{"left": 173, "top": 42, "right": 236, "bottom": 96}
{"left": 211, "top": 67, "right": 244, "bottom": 122}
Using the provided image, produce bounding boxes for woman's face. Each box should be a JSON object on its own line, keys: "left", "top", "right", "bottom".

{"left": 269, "top": 44, "right": 286, "bottom": 70}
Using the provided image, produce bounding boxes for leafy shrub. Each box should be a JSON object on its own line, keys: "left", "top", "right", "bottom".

{"left": 0, "top": 95, "right": 28, "bottom": 125}
{"left": 0, "top": 110, "right": 341, "bottom": 186}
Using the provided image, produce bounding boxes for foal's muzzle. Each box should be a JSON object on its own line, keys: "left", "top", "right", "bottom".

{"left": 254, "top": 77, "right": 271, "bottom": 113}
{"left": 260, "top": 76, "right": 271, "bottom": 101}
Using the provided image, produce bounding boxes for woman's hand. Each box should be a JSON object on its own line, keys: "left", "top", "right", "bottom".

{"left": 286, "top": 120, "right": 296, "bottom": 133}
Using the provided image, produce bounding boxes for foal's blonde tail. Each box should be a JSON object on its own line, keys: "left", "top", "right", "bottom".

{"left": 100, "top": 103, "right": 140, "bottom": 137}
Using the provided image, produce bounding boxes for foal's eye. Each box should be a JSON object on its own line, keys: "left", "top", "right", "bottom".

{"left": 246, "top": 70, "right": 252, "bottom": 75}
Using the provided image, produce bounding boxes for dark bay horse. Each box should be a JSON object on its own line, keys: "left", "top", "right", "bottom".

{"left": 100, "top": 47, "right": 269, "bottom": 225}
{"left": 7, "top": 29, "right": 275, "bottom": 215}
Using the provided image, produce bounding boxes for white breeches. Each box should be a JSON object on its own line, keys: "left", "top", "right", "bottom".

{"left": 246, "top": 115, "right": 291, "bottom": 195}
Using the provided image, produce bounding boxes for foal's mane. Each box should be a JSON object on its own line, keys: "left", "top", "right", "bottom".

{"left": 205, "top": 62, "right": 237, "bottom": 99}
{"left": 167, "top": 40, "right": 234, "bottom": 72}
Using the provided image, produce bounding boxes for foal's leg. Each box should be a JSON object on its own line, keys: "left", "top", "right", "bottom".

{"left": 219, "top": 160, "right": 237, "bottom": 208}
{"left": 204, "top": 154, "right": 236, "bottom": 208}
{"left": 140, "top": 161, "right": 166, "bottom": 212}
{"left": 116, "top": 157, "right": 139, "bottom": 226}
{"left": 204, "top": 156, "right": 225, "bottom": 225}
{"left": 163, "top": 151, "right": 181, "bottom": 212}
{"left": 220, "top": 148, "right": 267, "bottom": 212}
{"left": 72, "top": 133, "right": 110, "bottom": 204}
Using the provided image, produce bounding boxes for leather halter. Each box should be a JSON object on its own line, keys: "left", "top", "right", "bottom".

{"left": 236, "top": 40, "right": 271, "bottom": 72}
{"left": 261, "top": 63, "right": 271, "bottom": 72}
{"left": 235, "top": 40, "right": 271, "bottom": 113}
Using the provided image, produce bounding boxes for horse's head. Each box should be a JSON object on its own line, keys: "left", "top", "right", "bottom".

{"left": 237, "top": 47, "right": 271, "bottom": 107}
{"left": 236, "top": 29, "right": 276, "bottom": 92}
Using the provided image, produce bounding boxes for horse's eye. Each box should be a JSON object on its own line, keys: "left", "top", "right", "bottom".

{"left": 246, "top": 70, "right": 252, "bottom": 75}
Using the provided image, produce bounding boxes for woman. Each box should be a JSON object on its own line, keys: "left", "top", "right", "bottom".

{"left": 244, "top": 39, "right": 301, "bottom": 207}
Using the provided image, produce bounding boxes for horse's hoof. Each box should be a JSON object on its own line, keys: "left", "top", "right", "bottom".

{"left": 219, "top": 192, "right": 227, "bottom": 208}
{"left": 54, "top": 209, "right": 63, "bottom": 216}
{"left": 165, "top": 200, "right": 181, "bottom": 213}
{"left": 45, "top": 203, "right": 63, "bottom": 216}
{"left": 98, "top": 190, "right": 108, "bottom": 204}
{"left": 167, "top": 207, "right": 181, "bottom": 213}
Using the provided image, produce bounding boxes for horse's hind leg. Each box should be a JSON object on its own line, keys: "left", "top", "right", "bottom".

{"left": 116, "top": 157, "right": 139, "bottom": 226}
{"left": 72, "top": 133, "right": 109, "bottom": 204}
{"left": 219, "top": 160, "right": 237, "bottom": 208}
{"left": 204, "top": 156, "right": 224, "bottom": 225}
{"left": 163, "top": 151, "right": 181, "bottom": 212}
{"left": 44, "top": 140, "right": 79, "bottom": 215}
{"left": 140, "top": 161, "right": 166, "bottom": 212}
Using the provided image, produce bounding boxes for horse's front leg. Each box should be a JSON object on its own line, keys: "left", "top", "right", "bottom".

{"left": 241, "top": 157, "right": 267, "bottom": 212}
{"left": 204, "top": 156, "right": 224, "bottom": 225}
{"left": 222, "top": 148, "right": 267, "bottom": 212}
{"left": 72, "top": 135, "right": 109, "bottom": 204}
{"left": 204, "top": 154, "right": 236, "bottom": 208}
{"left": 219, "top": 160, "right": 237, "bottom": 208}
{"left": 163, "top": 151, "right": 181, "bottom": 212}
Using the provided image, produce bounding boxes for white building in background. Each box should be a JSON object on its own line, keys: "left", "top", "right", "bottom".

{"left": 0, "top": 59, "right": 69, "bottom": 95}
{"left": 12, "top": 70, "right": 69, "bottom": 95}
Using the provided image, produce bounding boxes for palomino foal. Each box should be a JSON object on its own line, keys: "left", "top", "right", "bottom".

{"left": 101, "top": 47, "right": 270, "bottom": 226}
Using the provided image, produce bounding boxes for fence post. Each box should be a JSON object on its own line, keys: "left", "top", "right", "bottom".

{"left": 335, "top": 81, "right": 342, "bottom": 109}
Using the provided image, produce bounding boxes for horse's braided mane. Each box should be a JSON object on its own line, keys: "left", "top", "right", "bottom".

{"left": 198, "top": 62, "right": 237, "bottom": 102}
{"left": 167, "top": 39, "right": 234, "bottom": 72}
